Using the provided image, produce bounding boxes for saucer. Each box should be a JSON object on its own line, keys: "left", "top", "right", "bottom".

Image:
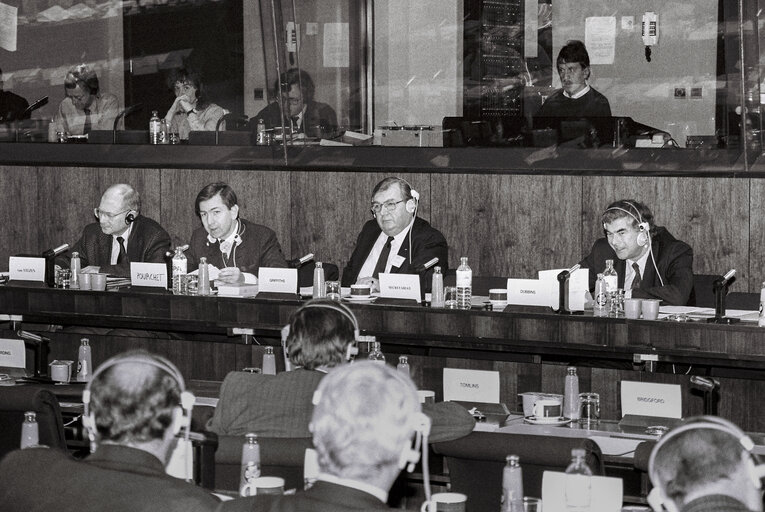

{"left": 523, "top": 416, "right": 572, "bottom": 426}
{"left": 344, "top": 295, "right": 378, "bottom": 303}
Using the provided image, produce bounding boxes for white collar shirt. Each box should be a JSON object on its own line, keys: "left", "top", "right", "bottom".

{"left": 110, "top": 222, "right": 134, "bottom": 265}
{"left": 357, "top": 218, "right": 414, "bottom": 280}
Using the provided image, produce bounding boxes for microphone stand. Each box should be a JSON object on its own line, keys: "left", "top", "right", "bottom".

{"left": 690, "top": 376, "right": 720, "bottom": 415}
{"left": 556, "top": 264, "right": 582, "bottom": 315}
{"left": 14, "top": 96, "right": 48, "bottom": 142}
{"left": 215, "top": 113, "right": 248, "bottom": 145}
{"left": 112, "top": 103, "right": 143, "bottom": 143}
{"left": 707, "top": 269, "right": 739, "bottom": 324}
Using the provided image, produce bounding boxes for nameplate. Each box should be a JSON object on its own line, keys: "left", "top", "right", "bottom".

{"left": 9, "top": 256, "right": 45, "bottom": 282}
{"left": 443, "top": 368, "right": 500, "bottom": 403}
{"left": 538, "top": 268, "right": 590, "bottom": 310}
{"left": 258, "top": 267, "right": 298, "bottom": 294}
{"left": 621, "top": 380, "right": 682, "bottom": 419}
{"left": 506, "top": 278, "right": 556, "bottom": 307}
{"left": 379, "top": 273, "right": 421, "bottom": 302}
{"left": 130, "top": 262, "right": 168, "bottom": 288}
{"left": 0, "top": 338, "right": 26, "bottom": 368}
{"left": 542, "top": 471, "right": 623, "bottom": 512}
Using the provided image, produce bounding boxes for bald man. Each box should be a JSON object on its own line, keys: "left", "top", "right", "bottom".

{"left": 60, "top": 184, "right": 171, "bottom": 277}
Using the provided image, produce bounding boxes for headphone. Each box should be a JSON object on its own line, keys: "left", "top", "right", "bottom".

{"left": 281, "top": 301, "right": 361, "bottom": 371}
{"left": 647, "top": 416, "right": 764, "bottom": 512}
{"left": 125, "top": 211, "right": 136, "bottom": 225}
{"left": 82, "top": 353, "right": 195, "bottom": 453}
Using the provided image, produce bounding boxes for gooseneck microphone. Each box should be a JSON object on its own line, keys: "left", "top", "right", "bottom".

{"left": 215, "top": 113, "right": 248, "bottom": 145}
{"left": 42, "top": 243, "right": 69, "bottom": 259}
{"left": 709, "top": 269, "right": 738, "bottom": 324}
{"left": 42, "top": 243, "right": 70, "bottom": 287}
{"left": 112, "top": 103, "right": 143, "bottom": 143}
{"left": 556, "top": 264, "right": 582, "bottom": 315}
{"left": 715, "top": 269, "right": 736, "bottom": 289}
{"left": 412, "top": 257, "right": 439, "bottom": 274}
{"left": 20, "top": 96, "right": 49, "bottom": 118}
{"left": 287, "top": 253, "right": 315, "bottom": 268}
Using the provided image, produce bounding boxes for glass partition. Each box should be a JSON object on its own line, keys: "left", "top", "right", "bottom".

{"left": 0, "top": 0, "right": 761, "bottom": 166}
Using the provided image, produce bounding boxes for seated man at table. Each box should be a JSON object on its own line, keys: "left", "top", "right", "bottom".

{"left": 580, "top": 199, "right": 693, "bottom": 305}
{"left": 0, "top": 350, "right": 220, "bottom": 512}
{"left": 648, "top": 416, "right": 764, "bottom": 512}
{"left": 186, "top": 182, "right": 287, "bottom": 284}
{"left": 342, "top": 177, "right": 448, "bottom": 293}
{"left": 53, "top": 63, "right": 119, "bottom": 136}
{"left": 60, "top": 183, "right": 171, "bottom": 277}
{"left": 218, "top": 361, "right": 429, "bottom": 512}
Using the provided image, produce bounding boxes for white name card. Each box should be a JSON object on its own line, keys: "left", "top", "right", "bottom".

{"left": 542, "top": 471, "right": 623, "bottom": 512}
{"left": 0, "top": 338, "right": 26, "bottom": 368}
{"left": 538, "top": 267, "right": 590, "bottom": 311}
{"left": 9, "top": 256, "right": 45, "bottom": 282}
{"left": 258, "top": 267, "right": 298, "bottom": 293}
{"left": 621, "top": 381, "right": 682, "bottom": 419}
{"left": 379, "top": 273, "right": 421, "bottom": 302}
{"left": 443, "top": 368, "right": 500, "bottom": 403}
{"left": 506, "top": 278, "right": 556, "bottom": 307}
{"left": 130, "top": 262, "right": 168, "bottom": 288}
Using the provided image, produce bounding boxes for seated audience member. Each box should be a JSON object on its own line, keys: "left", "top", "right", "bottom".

{"left": 0, "top": 67, "right": 30, "bottom": 122}
{"left": 580, "top": 199, "right": 693, "bottom": 305}
{"left": 164, "top": 69, "right": 226, "bottom": 140}
{"left": 60, "top": 183, "right": 171, "bottom": 277}
{"left": 53, "top": 64, "right": 119, "bottom": 135}
{"left": 648, "top": 416, "right": 764, "bottom": 512}
{"left": 342, "top": 177, "right": 448, "bottom": 293}
{"left": 249, "top": 68, "right": 338, "bottom": 139}
{"left": 186, "top": 182, "right": 287, "bottom": 284}
{"left": 0, "top": 350, "right": 219, "bottom": 512}
{"left": 218, "top": 361, "right": 429, "bottom": 512}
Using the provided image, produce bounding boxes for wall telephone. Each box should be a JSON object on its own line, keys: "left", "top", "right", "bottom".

{"left": 641, "top": 12, "right": 658, "bottom": 62}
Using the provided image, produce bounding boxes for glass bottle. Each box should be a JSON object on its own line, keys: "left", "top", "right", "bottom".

{"left": 172, "top": 246, "right": 187, "bottom": 294}
{"left": 76, "top": 338, "right": 92, "bottom": 382}
{"left": 69, "top": 251, "right": 81, "bottom": 289}
{"left": 159, "top": 118, "right": 169, "bottom": 144}
{"left": 262, "top": 346, "right": 276, "bottom": 375}
{"left": 563, "top": 366, "right": 580, "bottom": 420}
{"left": 431, "top": 266, "right": 445, "bottom": 308}
{"left": 313, "top": 262, "right": 326, "bottom": 298}
{"left": 239, "top": 433, "right": 261, "bottom": 495}
{"left": 397, "top": 355, "right": 410, "bottom": 376}
{"left": 149, "top": 110, "right": 161, "bottom": 144}
{"left": 502, "top": 454, "right": 524, "bottom": 512}
{"left": 593, "top": 273, "right": 607, "bottom": 317}
{"left": 198, "top": 256, "right": 210, "bottom": 296}
{"left": 564, "top": 448, "right": 592, "bottom": 511}
{"left": 602, "top": 259, "right": 617, "bottom": 293}
{"left": 367, "top": 341, "right": 386, "bottom": 363}
{"left": 255, "top": 118, "right": 268, "bottom": 145}
{"left": 20, "top": 411, "right": 39, "bottom": 449}
{"left": 456, "top": 256, "right": 472, "bottom": 310}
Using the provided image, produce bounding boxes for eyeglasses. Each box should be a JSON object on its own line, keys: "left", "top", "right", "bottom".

{"left": 284, "top": 96, "right": 303, "bottom": 106}
{"left": 94, "top": 208, "right": 129, "bottom": 220}
{"left": 370, "top": 199, "right": 406, "bottom": 214}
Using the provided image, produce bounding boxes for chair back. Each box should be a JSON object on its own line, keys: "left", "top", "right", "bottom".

{"left": 689, "top": 274, "right": 718, "bottom": 307}
{"left": 0, "top": 386, "right": 67, "bottom": 460}
{"left": 433, "top": 431, "right": 604, "bottom": 512}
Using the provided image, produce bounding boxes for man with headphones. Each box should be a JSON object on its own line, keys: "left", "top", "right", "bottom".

{"left": 186, "top": 182, "right": 287, "bottom": 284}
{"left": 647, "top": 416, "right": 764, "bottom": 512}
{"left": 579, "top": 199, "right": 694, "bottom": 305}
{"left": 218, "top": 361, "right": 428, "bottom": 512}
{"left": 59, "top": 183, "right": 172, "bottom": 277}
{"left": 53, "top": 63, "right": 119, "bottom": 136}
{"left": 0, "top": 350, "right": 220, "bottom": 512}
{"left": 342, "top": 177, "right": 449, "bottom": 293}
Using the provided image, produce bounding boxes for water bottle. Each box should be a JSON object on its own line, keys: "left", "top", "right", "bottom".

{"left": 76, "top": 338, "right": 92, "bottom": 382}
{"left": 20, "top": 411, "right": 39, "bottom": 449}
{"left": 431, "top": 266, "right": 445, "bottom": 308}
{"left": 313, "top": 262, "right": 326, "bottom": 298}
{"left": 397, "top": 355, "right": 410, "bottom": 376}
{"left": 198, "top": 256, "right": 210, "bottom": 296}
{"left": 149, "top": 110, "right": 161, "bottom": 144}
{"left": 564, "top": 366, "right": 580, "bottom": 420}
{"left": 159, "top": 118, "right": 169, "bottom": 144}
{"left": 603, "top": 259, "right": 618, "bottom": 293}
{"left": 367, "top": 341, "right": 386, "bottom": 363}
{"left": 593, "top": 273, "right": 607, "bottom": 317}
{"left": 564, "top": 448, "right": 592, "bottom": 511}
{"left": 255, "top": 118, "right": 268, "bottom": 145}
{"left": 501, "top": 454, "right": 524, "bottom": 512}
{"left": 456, "top": 256, "right": 472, "bottom": 310}
{"left": 48, "top": 120, "right": 57, "bottom": 143}
{"left": 239, "top": 433, "right": 261, "bottom": 496}
{"left": 262, "top": 346, "right": 276, "bottom": 375}
{"left": 69, "top": 251, "right": 81, "bottom": 289}
{"left": 759, "top": 281, "right": 765, "bottom": 327}
{"left": 172, "top": 246, "right": 188, "bottom": 294}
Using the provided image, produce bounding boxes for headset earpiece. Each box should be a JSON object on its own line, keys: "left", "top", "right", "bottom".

{"left": 406, "top": 199, "right": 416, "bottom": 214}
{"left": 398, "top": 411, "right": 431, "bottom": 472}
{"left": 125, "top": 211, "right": 136, "bottom": 225}
{"left": 637, "top": 222, "right": 649, "bottom": 247}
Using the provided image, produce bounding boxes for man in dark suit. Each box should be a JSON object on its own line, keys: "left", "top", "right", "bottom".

{"left": 61, "top": 183, "right": 171, "bottom": 277}
{"left": 218, "top": 361, "right": 428, "bottom": 512}
{"left": 186, "top": 182, "right": 287, "bottom": 284}
{"left": 342, "top": 177, "right": 448, "bottom": 293}
{"left": 0, "top": 350, "right": 220, "bottom": 512}
{"left": 580, "top": 199, "right": 693, "bottom": 305}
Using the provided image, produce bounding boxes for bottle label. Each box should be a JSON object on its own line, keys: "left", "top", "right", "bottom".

{"left": 603, "top": 275, "right": 617, "bottom": 292}
{"left": 456, "top": 270, "right": 472, "bottom": 287}
{"left": 596, "top": 293, "right": 607, "bottom": 308}
{"left": 172, "top": 260, "right": 187, "bottom": 276}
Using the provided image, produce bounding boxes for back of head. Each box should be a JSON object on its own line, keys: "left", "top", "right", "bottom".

{"left": 371, "top": 177, "right": 413, "bottom": 201}
{"left": 310, "top": 361, "right": 420, "bottom": 480}
{"left": 602, "top": 199, "right": 654, "bottom": 231}
{"left": 275, "top": 68, "right": 315, "bottom": 102}
{"left": 195, "top": 182, "right": 237, "bottom": 217}
{"left": 286, "top": 299, "right": 357, "bottom": 370}
{"left": 88, "top": 350, "right": 182, "bottom": 444}
{"left": 64, "top": 64, "right": 100, "bottom": 95}
{"left": 557, "top": 40, "right": 590, "bottom": 68}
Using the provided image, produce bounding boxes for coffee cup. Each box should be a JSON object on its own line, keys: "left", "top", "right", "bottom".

{"left": 489, "top": 288, "right": 508, "bottom": 309}
{"left": 624, "top": 298, "right": 642, "bottom": 319}
{"left": 91, "top": 273, "right": 107, "bottom": 291}
{"left": 532, "top": 398, "right": 562, "bottom": 419}
{"left": 421, "top": 492, "right": 467, "bottom": 512}
{"left": 49, "top": 360, "right": 73, "bottom": 383}
{"left": 240, "top": 476, "right": 285, "bottom": 497}
{"left": 519, "top": 392, "right": 544, "bottom": 417}
{"left": 642, "top": 299, "right": 661, "bottom": 320}
{"left": 350, "top": 284, "right": 371, "bottom": 297}
{"left": 78, "top": 272, "right": 92, "bottom": 290}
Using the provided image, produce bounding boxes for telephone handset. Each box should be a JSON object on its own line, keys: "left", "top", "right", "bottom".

{"left": 641, "top": 12, "right": 658, "bottom": 62}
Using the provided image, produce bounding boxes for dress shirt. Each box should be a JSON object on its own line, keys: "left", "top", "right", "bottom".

{"left": 54, "top": 93, "right": 119, "bottom": 135}
{"left": 205, "top": 220, "right": 257, "bottom": 284}
{"left": 170, "top": 102, "right": 226, "bottom": 140}
{"left": 563, "top": 84, "right": 591, "bottom": 99}
{"left": 356, "top": 219, "right": 414, "bottom": 280}
{"left": 109, "top": 223, "right": 133, "bottom": 265}
{"left": 624, "top": 248, "right": 650, "bottom": 298}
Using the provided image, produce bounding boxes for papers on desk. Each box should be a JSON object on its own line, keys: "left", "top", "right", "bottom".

{"left": 542, "top": 471, "right": 623, "bottom": 512}
{"left": 659, "top": 305, "right": 759, "bottom": 322}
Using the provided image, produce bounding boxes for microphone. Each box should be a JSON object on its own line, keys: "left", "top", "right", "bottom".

{"left": 17, "top": 330, "right": 50, "bottom": 343}
{"left": 556, "top": 264, "right": 581, "bottom": 315}
{"left": 557, "top": 263, "right": 581, "bottom": 282}
{"left": 287, "top": 253, "right": 314, "bottom": 268}
{"left": 690, "top": 376, "right": 720, "bottom": 391}
{"left": 215, "top": 113, "right": 248, "bottom": 145}
{"left": 42, "top": 243, "right": 69, "bottom": 258}
{"left": 112, "top": 103, "right": 143, "bottom": 143}
{"left": 413, "top": 257, "right": 439, "bottom": 273}
{"left": 165, "top": 244, "right": 190, "bottom": 258}
{"left": 715, "top": 269, "right": 736, "bottom": 289}
{"left": 19, "top": 96, "right": 48, "bottom": 118}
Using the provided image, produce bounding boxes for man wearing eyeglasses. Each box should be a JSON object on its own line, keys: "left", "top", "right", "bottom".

{"left": 59, "top": 184, "right": 171, "bottom": 277}
{"left": 342, "top": 177, "right": 448, "bottom": 293}
{"left": 53, "top": 64, "right": 119, "bottom": 136}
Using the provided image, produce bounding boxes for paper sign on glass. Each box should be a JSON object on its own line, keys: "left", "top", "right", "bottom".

{"left": 9, "top": 256, "right": 45, "bottom": 282}
{"left": 258, "top": 267, "right": 298, "bottom": 294}
{"left": 542, "top": 471, "right": 623, "bottom": 512}
{"left": 379, "top": 273, "right": 421, "bottom": 302}
{"left": 620, "top": 380, "right": 682, "bottom": 419}
{"left": 130, "top": 262, "right": 168, "bottom": 288}
{"left": 0, "top": 338, "right": 25, "bottom": 368}
{"left": 443, "top": 368, "right": 500, "bottom": 403}
{"left": 506, "top": 278, "right": 556, "bottom": 307}
{"left": 538, "top": 268, "right": 590, "bottom": 310}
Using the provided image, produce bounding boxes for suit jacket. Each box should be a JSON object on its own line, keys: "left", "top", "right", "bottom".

{"left": 579, "top": 226, "right": 694, "bottom": 305}
{"left": 216, "top": 481, "right": 390, "bottom": 512}
{"left": 0, "top": 444, "right": 219, "bottom": 512}
{"left": 249, "top": 101, "right": 338, "bottom": 139}
{"left": 681, "top": 495, "right": 754, "bottom": 512}
{"left": 62, "top": 215, "right": 171, "bottom": 277}
{"left": 342, "top": 217, "right": 449, "bottom": 293}
{"left": 186, "top": 218, "right": 287, "bottom": 275}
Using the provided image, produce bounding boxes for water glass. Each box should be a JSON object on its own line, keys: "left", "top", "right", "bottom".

{"left": 609, "top": 289, "right": 625, "bottom": 317}
{"left": 444, "top": 286, "right": 458, "bottom": 309}
{"left": 523, "top": 497, "right": 543, "bottom": 512}
{"left": 326, "top": 281, "right": 341, "bottom": 301}
{"left": 578, "top": 392, "right": 600, "bottom": 426}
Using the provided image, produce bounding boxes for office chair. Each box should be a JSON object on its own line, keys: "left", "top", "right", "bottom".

{"left": 0, "top": 386, "right": 67, "bottom": 459}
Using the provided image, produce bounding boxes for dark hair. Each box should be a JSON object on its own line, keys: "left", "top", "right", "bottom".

{"left": 274, "top": 68, "right": 315, "bottom": 103}
{"left": 286, "top": 299, "right": 356, "bottom": 370}
{"left": 557, "top": 40, "right": 590, "bottom": 69}
{"left": 195, "top": 182, "right": 238, "bottom": 217}
{"left": 64, "top": 64, "right": 100, "bottom": 95}
{"left": 168, "top": 68, "right": 210, "bottom": 110}
{"left": 90, "top": 350, "right": 181, "bottom": 444}
{"left": 371, "top": 177, "right": 413, "bottom": 201}
{"left": 602, "top": 199, "right": 654, "bottom": 233}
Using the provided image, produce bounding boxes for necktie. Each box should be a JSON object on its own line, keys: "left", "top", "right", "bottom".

{"left": 116, "top": 236, "right": 127, "bottom": 264}
{"left": 372, "top": 236, "right": 395, "bottom": 279}
{"left": 291, "top": 116, "right": 301, "bottom": 132}
{"left": 82, "top": 108, "right": 92, "bottom": 134}
{"left": 631, "top": 262, "right": 642, "bottom": 290}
